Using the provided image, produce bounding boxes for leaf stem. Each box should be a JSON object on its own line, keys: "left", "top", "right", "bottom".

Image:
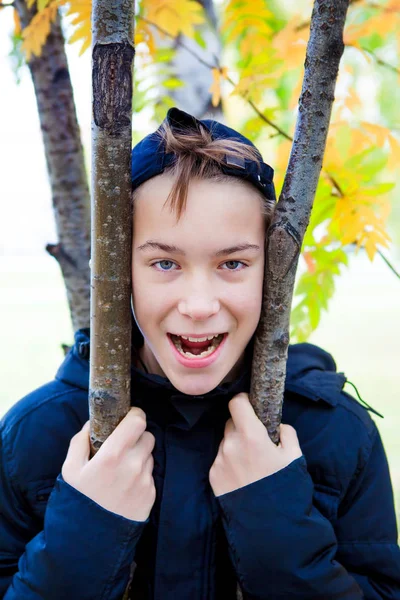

{"left": 377, "top": 249, "right": 400, "bottom": 279}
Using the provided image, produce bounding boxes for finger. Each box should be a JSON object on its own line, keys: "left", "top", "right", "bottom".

{"left": 101, "top": 407, "right": 147, "bottom": 455}
{"left": 279, "top": 424, "right": 302, "bottom": 453}
{"left": 228, "top": 393, "right": 262, "bottom": 435}
{"left": 143, "top": 452, "right": 154, "bottom": 473}
{"left": 223, "top": 418, "right": 236, "bottom": 437}
{"left": 65, "top": 423, "right": 91, "bottom": 469}
{"left": 133, "top": 431, "right": 156, "bottom": 457}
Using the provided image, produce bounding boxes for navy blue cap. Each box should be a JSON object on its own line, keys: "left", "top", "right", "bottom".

{"left": 131, "top": 107, "right": 276, "bottom": 201}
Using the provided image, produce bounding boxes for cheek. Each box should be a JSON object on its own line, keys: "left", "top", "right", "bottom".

{"left": 131, "top": 264, "right": 171, "bottom": 330}
{"left": 225, "top": 283, "right": 263, "bottom": 326}
{"left": 232, "top": 266, "right": 264, "bottom": 313}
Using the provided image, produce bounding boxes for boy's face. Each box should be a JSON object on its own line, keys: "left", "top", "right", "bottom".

{"left": 131, "top": 173, "right": 265, "bottom": 396}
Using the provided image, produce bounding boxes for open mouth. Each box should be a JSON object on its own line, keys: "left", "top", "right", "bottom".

{"left": 168, "top": 333, "right": 226, "bottom": 358}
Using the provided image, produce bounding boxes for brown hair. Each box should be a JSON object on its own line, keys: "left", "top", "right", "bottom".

{"left": 132, "top": 118, "right": 275, "bottom": 223}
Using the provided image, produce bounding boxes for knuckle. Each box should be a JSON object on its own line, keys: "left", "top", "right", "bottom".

{"left": 133, "top": 414, "right": 147, "bottom": 433}
{"left": 228, "top": 397, "right": 237, "bottom": 410}
{"left": 246, "top": 436, "right": 260, "bottom": 451}
{"left": 143, "top": 431, "right": 155, "bottom": 447}
{"left": 130, "top": 456, "right": 145, "bottom": 478}
{"left": 282, "top": 423, "right": 297, "bottom": 438}
{"left": 100, "top": 447, "right": 121, "bottom": 468}
{"left": 221, "top": 437, "right": 235, "bottom": 456}
{"left": 130, "top": 406, "right": 147, "bottom": 421}
{"left": 61, "top": 463, "right": 70, "bottom": 481}
{"left": 69, "top": 430, "right": 82, "bottom": 446}
{"left": 146, "top": 454, "right": 154, "bottom": 469}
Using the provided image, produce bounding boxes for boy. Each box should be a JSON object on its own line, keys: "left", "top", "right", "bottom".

{"left": 0, "top": 107, "right": 399, "bottom": 599}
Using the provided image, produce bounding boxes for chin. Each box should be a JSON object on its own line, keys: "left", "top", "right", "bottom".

{"left": 167, "top": 370, "right": 228, "bottom": 396}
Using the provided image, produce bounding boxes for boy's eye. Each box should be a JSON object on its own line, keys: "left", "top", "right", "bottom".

{"left": 152, "top": 260, "right": 178, "bottom": 271}
{"left": 150, "top": 260, "right": 246, "bottom": 272}
{"left": 220, "top": 260, "right": 246, "bottom": 271}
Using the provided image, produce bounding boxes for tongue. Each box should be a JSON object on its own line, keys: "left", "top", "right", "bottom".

{"left": 181, "top": 339, "right": 212, "bottom": 353}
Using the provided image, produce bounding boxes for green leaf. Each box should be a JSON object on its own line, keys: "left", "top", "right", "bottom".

{"left": 193, "top": 28, "right": 207, "bottom": 50}
{"left": 162, "top": 78, "right": 185, "bottom": 90}
{"left": 362, "top": 182, "right": 395, "bottom": 196}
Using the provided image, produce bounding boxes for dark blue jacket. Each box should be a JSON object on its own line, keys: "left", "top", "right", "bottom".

{"left": 0, "top": 328, "right": 399, "bottom": 599}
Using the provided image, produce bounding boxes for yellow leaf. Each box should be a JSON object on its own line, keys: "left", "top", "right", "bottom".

{"left": 13, "top": 8, "right": 21, "bottom": 36}
{"left": 135, "top": 20, "right": 157, "bottom": 56}
{"left": 360, "top": 122, "right": 390, "bottom": 147}
{"left": 144, "top": 0, "right": 204, "bottom": 40}
{"left": 209, "top": 68, "right": 221, "bottom": 107}
{"left": 66, "top": 0, "right": 92, "bottom": 55}
{"left": 272, "top": 16, "right": 308, "bottom": 70}
{"left": 348, "top": 128, "right": 370, "bottom": 156}
{"left": 344, "top": 88, "right": 362, "bottom": 112}
{"left": 387, "top": 134, "right": 400, "bottom": 171}
{"left": 222, "top": 0, "right": 274, "bottom": 65}
{"left": 365, "top": 236, "right": 378, "bottom": 260}
{"left": 21, "top": 2, "right": 58, "bottom": 61}
{"left": 37, "top": 0, "right": 52, "bottom": 10}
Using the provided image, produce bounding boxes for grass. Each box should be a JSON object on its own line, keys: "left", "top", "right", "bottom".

{"left": 1, "top": 254, "right": 399, "bottom": 526}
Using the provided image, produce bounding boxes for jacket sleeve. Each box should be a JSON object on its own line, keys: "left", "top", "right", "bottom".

{"left": 0, "top": 434, "right": 147, "bottom": 600}
{"left": 216, "top": 425, "right": 400, "bottom": 600}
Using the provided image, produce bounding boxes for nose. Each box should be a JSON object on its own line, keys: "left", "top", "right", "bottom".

{"left": 178, "top": 278, "right": 220, "bottom": 321}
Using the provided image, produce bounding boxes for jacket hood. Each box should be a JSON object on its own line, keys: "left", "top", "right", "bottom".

{"left": 55, "top": 328, "right": 347, "bottom": 407}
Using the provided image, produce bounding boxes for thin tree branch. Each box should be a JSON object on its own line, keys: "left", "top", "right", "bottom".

{"left": 347, "top": 43, "right": 400, "bottom": 75}
{"left": 377, "top": 249, "right": 400, "bottom": 279}
{"left": 139, "top": 16, "right": 213, "bottom": 71}
{"left": 326, "top": 173, "right": 345, "bottom": 197}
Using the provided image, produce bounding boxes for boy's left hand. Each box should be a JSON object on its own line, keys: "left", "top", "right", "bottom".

{"left": 209, "top": 393, "right": 302, "bottom": 497}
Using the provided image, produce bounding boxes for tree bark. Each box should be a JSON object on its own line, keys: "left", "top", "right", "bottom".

{"left": 250, "top": 0, "right": 350, "bottom": 444}
{"left": 89, "top": 0, "right": 135, "bottom": 453}
{"left": 14, "top": 0, "right": 91, "bottom": 331}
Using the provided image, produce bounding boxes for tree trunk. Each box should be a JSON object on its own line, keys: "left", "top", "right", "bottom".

{"left": 89, "top": 0, "right": 135, "bottom": 453}
{"left": 250, "top": 0, "right": 350, "bottom": 444}
{"left": 14, "top": 0, "right": 91, "bottom": 332}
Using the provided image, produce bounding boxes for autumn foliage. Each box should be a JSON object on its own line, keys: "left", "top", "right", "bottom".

{"left": 8, "top": 0, "right": 400, "bottom": 340}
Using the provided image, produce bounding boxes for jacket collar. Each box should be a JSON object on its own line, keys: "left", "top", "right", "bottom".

{"left": 56, "top": 329, "right": 346, "bottom": 418}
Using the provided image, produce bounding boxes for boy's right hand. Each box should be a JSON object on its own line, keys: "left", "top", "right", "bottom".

{"left": 62, "top": 407, "right": 156, "bottom": 522}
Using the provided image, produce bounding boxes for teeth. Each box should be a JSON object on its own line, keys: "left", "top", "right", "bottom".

{"left": 179, "top": 334, "right": 219, "bottom": 342}
{"left": 171, "top": 333, "right": 223, "bottom": 358}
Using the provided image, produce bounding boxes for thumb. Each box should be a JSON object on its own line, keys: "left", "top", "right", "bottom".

{"left": 63, "top": 420, "right": 91, "bottom": 473}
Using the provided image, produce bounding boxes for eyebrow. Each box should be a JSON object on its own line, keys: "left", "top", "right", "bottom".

{"left": 137, "top": 241, "right": 261, "bottom": 256}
